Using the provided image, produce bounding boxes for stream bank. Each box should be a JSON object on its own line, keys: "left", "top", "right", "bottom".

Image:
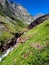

{"left": 0, "top": 32, "right": 24, "bottom": 61}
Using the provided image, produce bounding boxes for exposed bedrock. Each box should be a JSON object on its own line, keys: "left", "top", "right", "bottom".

{"left": 0, "top": 32, "right": 24, "bottom": 52}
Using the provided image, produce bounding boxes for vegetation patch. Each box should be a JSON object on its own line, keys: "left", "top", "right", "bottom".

{"left": 0, "top": 20, "right": 49, "bottom": 65}
{"left": 0, "top": 32, "right": 13, "bottom": 41}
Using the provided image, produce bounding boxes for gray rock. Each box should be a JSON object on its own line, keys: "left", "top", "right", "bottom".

{"left": 0, "top": 0, "right": 34, "bottom": 24}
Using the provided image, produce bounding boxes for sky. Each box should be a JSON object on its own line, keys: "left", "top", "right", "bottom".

{"left": 9, "top": 0, "right": 49, "bottom": 16}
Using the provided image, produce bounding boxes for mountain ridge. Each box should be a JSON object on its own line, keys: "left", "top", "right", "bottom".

{"left": 0, "top": 0, "right": 34, "bottom": 24}
{"left": 28, "top": 13, "right": 49, "bottom": 29}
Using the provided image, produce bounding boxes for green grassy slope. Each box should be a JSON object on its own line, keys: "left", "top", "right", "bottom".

{"left": 0, "top": 20, "right": 49, "bottom": 65}
{"left": 0, "top": 15, "right": 27, "bottom": 41}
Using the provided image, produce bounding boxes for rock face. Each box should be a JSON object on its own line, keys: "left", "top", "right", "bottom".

{"left": 0, "top": 0, "right": 6, "bottom": 6}
{"left": 28, "top": 13, "right": 49, "bottom": 29}
{"left": 13, "top": 4, "right": 34, "bottom": 24}
{"left": 9, "top": 2, "right": 34, "bottom": 24}
{"left": 0, "top": 32, "right": 23, "bottom": 52}
{"left": 0, "top": 0, "right": 34, "bottom": 24}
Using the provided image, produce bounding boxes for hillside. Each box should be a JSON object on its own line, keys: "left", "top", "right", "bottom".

{"left": 0, "top": 20, "right": 49, "bottom": 65}
{"left": 0, "top": 15, "right": 27, "bottom": 39}
{"left": 0, "top": 0, "right": 28, "bottom": 41}
{"left": 0, "top": 0, "right": 28, "bottom": 54}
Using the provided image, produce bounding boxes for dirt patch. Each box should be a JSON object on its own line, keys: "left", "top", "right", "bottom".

{"left": 46, "top": 42, "right": 49, "bottom": 46}
{"left": 18, "top": 36, "right": 32, "bottom": 43}
{"left": 14, "top": 58, "right": 16, "bottom": 62}
{"left": 30, "top": 43, "right": 44, "bottom": 50}
{"left": 23, "top": 51, "right": 32, "bottom": 58}
{"left": 23, "top": 53, "right": 29, "bottom": 58}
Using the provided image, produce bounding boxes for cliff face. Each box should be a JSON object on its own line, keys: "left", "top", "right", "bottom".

{"left": 9, "top": 2, "right": 34, "bottom": 24}
{"left": 0, "top": 0, "right": 6, "bottom": 6}
{"left": 0, "top": 0, "right": 34, "bottom": 24}
{"left": 13, "top": 4, "right": 34, "bottom": 24}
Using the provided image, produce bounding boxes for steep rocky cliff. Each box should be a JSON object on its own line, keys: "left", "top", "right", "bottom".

{"left": 0, "top": 0, "right": 34, "bottom": 24}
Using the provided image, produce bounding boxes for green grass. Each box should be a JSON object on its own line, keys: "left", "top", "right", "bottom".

{"left": 0, "top": 20, "right": 49, "bottom": 65}
{"left": 0, "top": 15, "right": 27, "bottom": 32}
{"left": 0, "top": 15, "right": 28, "bottom": 41}
{"left": 0, "top": 32, "right": 13, "bottom": 41}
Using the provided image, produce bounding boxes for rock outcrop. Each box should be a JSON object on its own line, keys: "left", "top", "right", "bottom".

{"left": 28, "top": 13, "right": 49, "bottom": 29}
{"left": 0, "top": 32, "right": 23, "bottom": 52}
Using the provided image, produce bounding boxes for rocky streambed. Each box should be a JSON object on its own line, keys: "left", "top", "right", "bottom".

{"left": 0, "top": 32, "right": 24, "bottom": 61}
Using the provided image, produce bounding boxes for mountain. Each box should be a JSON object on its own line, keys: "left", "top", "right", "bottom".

{"left": 0, "top": 0, "right": 49, "bottom": 64}
{"left": 0, "top": 0, "right": 35, "bottom": 55}
{"left": 0, "top": 0, "right": 33, "bottom": 41}
{"left": 0, "top": 0, "right": 34, "bottom": 43}
{"left": 0, "top": 0, "right": 29, "bottom": 53}
{"left": 10, "top": 2, "right": 34, "bottom": 24}
{"left": 0, "top": 0, "right": 34, "bottom": 24}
